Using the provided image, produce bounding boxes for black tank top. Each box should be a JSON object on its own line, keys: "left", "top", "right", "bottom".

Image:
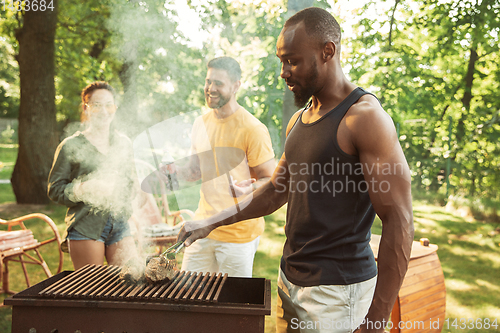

{"left": 281, "top": 87, "right": 378, "bottom": 287}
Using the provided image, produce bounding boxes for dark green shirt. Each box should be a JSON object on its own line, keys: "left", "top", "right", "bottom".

{"left": 47, "top": 131, "right": 136, "bottom": 249}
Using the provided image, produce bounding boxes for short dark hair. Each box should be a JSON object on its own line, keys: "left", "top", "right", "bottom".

{"left": 207, "top": 56, "right": 242, "bottom": 82}
{"left": 80, "top": 81, "right": 116, "bottom": 122}
{"left": 284, "top": 7, "right": 341, "bottom": 50}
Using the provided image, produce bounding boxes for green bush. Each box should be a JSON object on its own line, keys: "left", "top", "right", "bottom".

{"left": 0, "top": 125, "right": 16, "bottom": 144}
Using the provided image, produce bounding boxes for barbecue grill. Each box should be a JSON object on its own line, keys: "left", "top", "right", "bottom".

{"left": 4, "top": 264, "right": 271, "bottom": 332}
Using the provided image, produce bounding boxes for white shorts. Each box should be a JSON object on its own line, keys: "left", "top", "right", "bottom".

{"left": 180, "top": 236, "right": 260, "bottom": 278}
{"left": 277, "top": 268, "right": 377, "bottom": 333}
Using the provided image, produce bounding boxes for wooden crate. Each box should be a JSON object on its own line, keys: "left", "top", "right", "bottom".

{"left": 370, "top": 235, "right": 446, "bottom": 333}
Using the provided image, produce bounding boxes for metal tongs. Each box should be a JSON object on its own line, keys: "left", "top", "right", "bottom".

{"left": 146, "top": 232, "right": 191, "bottom": 265}
{"left": 162, "top": 238, "right": 187, "bottom": 260}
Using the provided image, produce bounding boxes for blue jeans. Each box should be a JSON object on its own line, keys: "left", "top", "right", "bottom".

{"left": 67, "top": 218, "right": 132, "bottom": 246}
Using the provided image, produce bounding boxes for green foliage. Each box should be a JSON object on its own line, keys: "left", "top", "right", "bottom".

{"left": 55, "top": 0, "right": 119, "bottom": 129}
{"left": 92, "top": 0, "right": 208, "bottom": 138}
{"left": 0, "top": 34, "right": 19, "bottom": 118}
{"left": 0, "top": 125, "right": 16, "bottom": 143}
{"left": 347, "top": 0, "right": 500, "bottom": 199}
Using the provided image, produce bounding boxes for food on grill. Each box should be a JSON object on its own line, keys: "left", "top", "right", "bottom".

{"left": 119, "top": 257, "right": 146, "bottom": 284}
{"left": 144, "top": 256, "right": 177, "bottom": 284}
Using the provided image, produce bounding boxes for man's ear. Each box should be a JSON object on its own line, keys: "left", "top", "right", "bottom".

{"left": 233, "top": 80, "right": 241, "bottom": 94}
{"left": 323, "top": 41, "right": 336, "bottom": 62}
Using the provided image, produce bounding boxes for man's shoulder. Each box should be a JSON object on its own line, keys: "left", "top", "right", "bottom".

{"left": 346, "top": 93, "right": 390, "bottom": 129}
{"left": 345, "top": 93, "right": 397, "bottom": 151}
{"left": 350, "top": 93, "right": 383, "bottom": 115}
{"left": 287, "top": 110, "right": 303, "bottom": 131}
{"left": 236, "top": 107, "right": 267, "bottom": 128}
{"left": 191, "top": 112, "right": 211, "bottom": 131}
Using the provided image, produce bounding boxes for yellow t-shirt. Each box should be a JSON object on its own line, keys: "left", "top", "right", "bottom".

{"left": 191, "top": 107, "right": 274, "bottom": 243}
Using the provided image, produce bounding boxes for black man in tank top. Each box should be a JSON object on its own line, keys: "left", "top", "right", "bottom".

{"left": 178, "top": 7, "right": 414, "bottom": 333}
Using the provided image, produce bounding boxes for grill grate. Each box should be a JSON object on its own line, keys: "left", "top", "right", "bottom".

{"left": 38, "top": 264, "right": 228, "bottom": 304}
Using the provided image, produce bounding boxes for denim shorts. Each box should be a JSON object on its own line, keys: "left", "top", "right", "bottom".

{"left": 67, "top": 218, "right": 132, "bottom": 246}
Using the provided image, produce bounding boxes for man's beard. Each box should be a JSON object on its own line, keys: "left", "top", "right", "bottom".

{"left": 292, "top": 59, "right": 319, "bottom": 108}
{"left": 206, "top": 93, "right": 231, "bottom": 109}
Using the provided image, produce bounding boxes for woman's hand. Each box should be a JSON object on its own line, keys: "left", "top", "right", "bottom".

{"left": 78, "top": 178, "right": 115, "bottom": 198}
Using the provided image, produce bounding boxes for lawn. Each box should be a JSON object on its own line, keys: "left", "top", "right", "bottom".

{"left": 1, "top": 145, "right": 499, "bottom": 332}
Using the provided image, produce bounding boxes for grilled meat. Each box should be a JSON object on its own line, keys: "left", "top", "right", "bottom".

{"left": 144, "top": 256, "right": 177, "bottom": 284}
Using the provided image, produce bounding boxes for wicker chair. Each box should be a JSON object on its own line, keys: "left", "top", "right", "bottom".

{"left": 0, "top": 213, "right": 63, "bottom": 294}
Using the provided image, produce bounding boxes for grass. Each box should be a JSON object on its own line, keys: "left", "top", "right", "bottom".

{"left": 0, "top": 144, "right": 16, "bottom": 180}
{"left": 1, "top": 145, "right": 500, "bottom": 332}
{"left": 411, "top": 205, "right": 500, "bottom": 329}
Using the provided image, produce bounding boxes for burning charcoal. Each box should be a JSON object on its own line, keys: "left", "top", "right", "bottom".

{"left": 144, "top": 256, "right": 177, "bottom": 284}
{"left": 119, "top": 257, "right": 145, "bottom": 284}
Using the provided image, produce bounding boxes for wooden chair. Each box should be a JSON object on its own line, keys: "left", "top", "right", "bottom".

{"left": 131, "top": 159, "right": 195, "bottom": 254}
{"left": 0, "top": 213, "right": 63, "bottom": 294}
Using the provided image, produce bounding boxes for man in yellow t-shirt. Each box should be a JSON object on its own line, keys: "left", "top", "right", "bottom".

{"left": 176, "top": 56, "right": 275, "bottom": 277}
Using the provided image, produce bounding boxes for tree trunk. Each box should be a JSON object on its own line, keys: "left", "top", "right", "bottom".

{"left": 456, "top": 46, "right": 478, "bottom": 197}
{"left": 456, "top": 47, "right": 478, "bottom": 142}
{"left": 280, "top": 0, "right": 315, "bottom": 153}
{"left": 11, "top": 3, "right": 59, "bottom": 204}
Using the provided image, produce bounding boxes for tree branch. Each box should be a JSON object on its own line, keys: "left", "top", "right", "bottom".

{"left": 57, "top": 12, "right": 101, "bottom": 31}
{"left": 387, "top": 0, "right": 400, "bottom": 52}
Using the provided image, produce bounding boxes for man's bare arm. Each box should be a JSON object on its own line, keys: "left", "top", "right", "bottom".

{"left": 349, "top": 97, "right": 414, "bottom": 333}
